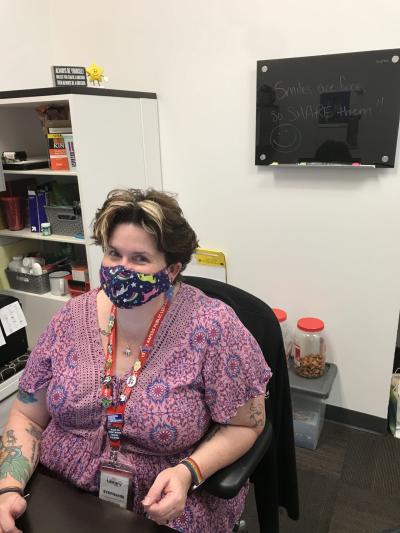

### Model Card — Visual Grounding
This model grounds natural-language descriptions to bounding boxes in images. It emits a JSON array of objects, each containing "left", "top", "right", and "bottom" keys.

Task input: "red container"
[
  {"left": 66, "top": 275, "right": 90, "bottom": 298},
  {"left": 0, "top": 196, "right": 24, "bottom": 230}
]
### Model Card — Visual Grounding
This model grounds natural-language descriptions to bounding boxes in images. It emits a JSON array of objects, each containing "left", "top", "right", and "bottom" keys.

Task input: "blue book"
[
  {"left": 28, "top": 190, "right": 39, "bottom": 232},
  {"left": 37, "top": 189, "right": 48, "bottom": 229}
]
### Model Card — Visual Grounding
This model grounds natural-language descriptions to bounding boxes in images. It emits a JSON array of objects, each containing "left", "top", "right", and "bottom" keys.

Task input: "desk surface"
[{"left": 17, "top": 471, "right": 173, "bottom": 533}]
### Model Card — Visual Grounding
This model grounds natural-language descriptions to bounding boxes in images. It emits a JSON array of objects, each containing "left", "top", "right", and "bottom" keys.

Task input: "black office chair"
[
  {"left": 183, "top": 276, "right": 276, "bottom": 531},
  {"left": 200, "top": 422, "right": 273, "bottom": 500},
  {"left": 201, "top": 424, "right": 273, "bottom": 532},
  {"left": 184, "top": 276, "right": 299, "bottom": 533}
]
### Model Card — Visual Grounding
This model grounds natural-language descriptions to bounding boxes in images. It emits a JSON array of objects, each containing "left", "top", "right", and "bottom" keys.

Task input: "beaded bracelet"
[{"left": 180, "top": 456, "right": 204, "bottom": 488}]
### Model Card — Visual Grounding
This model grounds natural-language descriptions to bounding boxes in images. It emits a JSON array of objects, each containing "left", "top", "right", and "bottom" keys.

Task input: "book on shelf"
[
  {"left": 47, "top": 134, "right": 69, "bottom": 171},
  {"left": 37, "top": 190, "right": 48, "bottom": 230},
  {"left": 28, "top": 187, "right": 48, "bottom": 233},
  {"left": 48, "top": 127, "right": 72, "bottom": 134},
  {"left": 62, "top": 133, "right": 77, "bottom": 169}
]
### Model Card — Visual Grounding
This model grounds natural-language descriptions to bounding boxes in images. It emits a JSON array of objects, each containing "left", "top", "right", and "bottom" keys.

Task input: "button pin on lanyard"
[{"left": 100, "top": 302, "right": 170, "bottom": 461}]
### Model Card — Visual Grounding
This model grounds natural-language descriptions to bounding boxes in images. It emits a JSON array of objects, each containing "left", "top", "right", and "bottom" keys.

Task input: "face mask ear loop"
[{"left": 165, "top": 275, "right": 174, "bottom": 301}]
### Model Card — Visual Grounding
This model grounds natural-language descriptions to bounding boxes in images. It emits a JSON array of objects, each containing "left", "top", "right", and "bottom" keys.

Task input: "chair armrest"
[{"left": 200, "top": 420, "right": 273, "bottom": 499}]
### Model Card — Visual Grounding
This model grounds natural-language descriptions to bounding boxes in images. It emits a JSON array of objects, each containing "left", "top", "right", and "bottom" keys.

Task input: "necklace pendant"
[{"left": 123, "top": 346, "right": 132, "bottom": 357}]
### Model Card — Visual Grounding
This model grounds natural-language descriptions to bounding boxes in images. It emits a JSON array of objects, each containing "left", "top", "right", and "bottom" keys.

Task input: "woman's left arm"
[
  {"left": 188, "top": 390, "right": 266, "bottom": 479},
  {"left": 142, "top": 390, "right": 266, "bottom": 525}
]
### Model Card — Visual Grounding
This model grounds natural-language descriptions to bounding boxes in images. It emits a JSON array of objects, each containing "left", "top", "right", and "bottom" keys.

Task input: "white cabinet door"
[
  {"left": 69, "top": 94, "right": 162, "bottom": 288},
  {"left": 0, "top": 371, "right": 21, "bottom": 434}
]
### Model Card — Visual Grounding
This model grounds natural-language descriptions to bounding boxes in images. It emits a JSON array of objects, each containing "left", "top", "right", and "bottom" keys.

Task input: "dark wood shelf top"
[{"left": 0, "top": 87, "right": 157, "bottom": 100}]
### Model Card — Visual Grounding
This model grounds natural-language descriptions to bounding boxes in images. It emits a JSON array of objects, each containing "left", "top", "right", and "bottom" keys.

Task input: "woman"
[{"left": 0, "top": 189, "right": 271, "bottom": 533}]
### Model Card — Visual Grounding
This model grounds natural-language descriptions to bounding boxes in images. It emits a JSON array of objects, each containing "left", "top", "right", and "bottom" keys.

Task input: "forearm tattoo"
[
  {"left": 249, "top": 397, "right": 265, "bottom": 428},
  {"left": 17, "top": 388, "right": 37, "bottom": 404},
  {"left": 25, "top": 423, "right": 42, "bottom": 441},
  {"left": 0, "top": 430, "right": 31, "bottom": 483},
  {"left": 30, "top": 440, "right": 38, "bottom": 466},
  {"left": 26, "top": 423, "right": 42, "bottom": 466}
]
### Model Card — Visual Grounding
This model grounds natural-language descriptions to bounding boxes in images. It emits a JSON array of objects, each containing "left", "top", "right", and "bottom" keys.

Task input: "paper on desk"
[{"left": 0, "top": 301, "right": 27, "bottom": 336}]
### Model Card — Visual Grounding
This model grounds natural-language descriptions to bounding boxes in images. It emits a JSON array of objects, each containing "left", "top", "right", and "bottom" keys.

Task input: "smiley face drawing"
[{"left": 270, "top": 124, "right": 302, "bottom": 153}]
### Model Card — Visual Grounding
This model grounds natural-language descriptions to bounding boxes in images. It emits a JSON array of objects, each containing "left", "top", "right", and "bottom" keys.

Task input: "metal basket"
[
  {"left": 5, "top": 268, "right": 50, "bottom": 294},
  {"left": 44, "top": 205, "right": 83, "bottom": 237}
]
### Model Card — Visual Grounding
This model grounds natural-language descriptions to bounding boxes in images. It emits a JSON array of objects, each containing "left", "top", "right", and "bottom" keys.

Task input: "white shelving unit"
[
  {"left": 4, "top": 169, "right": 77, "bottom": 176},
  {"left": 0, "top": 227, "right": 86, "bottom": 244},
  {"left": 0, "top": 87, "right": 163, "bottom": 348},
  {"left": 5, "top": 288, "right": 69, "bottom": 302}
]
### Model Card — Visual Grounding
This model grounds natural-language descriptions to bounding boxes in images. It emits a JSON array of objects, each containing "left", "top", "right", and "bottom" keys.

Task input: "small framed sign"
[{"left": 52, "top": 66, "right": 87, "bottom": 87}]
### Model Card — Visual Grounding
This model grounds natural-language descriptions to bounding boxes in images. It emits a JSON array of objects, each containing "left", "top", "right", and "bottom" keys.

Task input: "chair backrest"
[
  {"left": 183, "top": 276, "right": 299, "bottom": 529},
  {"left": 183, "top": 275, "right": 285, "bottom": 435},
  {"left": 182, "top": 275, "right": 283, "bottom": 383}
]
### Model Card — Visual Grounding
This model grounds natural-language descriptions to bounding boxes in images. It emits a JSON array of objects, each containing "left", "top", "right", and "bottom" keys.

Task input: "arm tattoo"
[
  {"left": 0, "top": 433, "right": 31, "bottom": 484},
  {"left": 249, "top": 398, "right": 265, "bottom": 428},
  {"left": 203, "top": 424, "right": 223, "bottom": 442},
  {"left": 25, "top": 424, "right": 42, "bottom": 466},
  {"left": 30, "top": 440, "right": 38, "bottom": 465},
  {"left": 17, "top": 388, "right": 37, "bottom": 404},
  {"left": 26, "top": 423, "right": 42, "bottom": 441},
  {"left": 6, "top": 430, "right": 17, "bottom": 446}
]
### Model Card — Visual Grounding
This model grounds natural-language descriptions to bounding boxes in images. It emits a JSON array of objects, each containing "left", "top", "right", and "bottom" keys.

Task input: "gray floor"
[{"left": 242, "top": 421, "right": 400, "bottom": 533}]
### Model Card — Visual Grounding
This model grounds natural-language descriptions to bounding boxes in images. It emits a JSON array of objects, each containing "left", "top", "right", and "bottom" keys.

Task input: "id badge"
[{"left": 99, "top": 462, "right": 134, "bottom": 509}]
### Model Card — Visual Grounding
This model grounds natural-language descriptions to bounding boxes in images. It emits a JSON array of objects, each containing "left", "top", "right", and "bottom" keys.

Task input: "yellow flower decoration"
[{"left": 86, "top": 63, "right": 104, "bottom": 83}]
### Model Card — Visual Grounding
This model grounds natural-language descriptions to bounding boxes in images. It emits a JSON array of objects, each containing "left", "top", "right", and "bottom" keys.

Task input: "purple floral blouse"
[{"left": 19, "top": 283, "right": 272, "bottom": 532}]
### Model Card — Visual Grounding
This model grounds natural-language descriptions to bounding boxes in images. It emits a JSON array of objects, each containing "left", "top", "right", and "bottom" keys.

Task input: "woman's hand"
[
  {"left": 142, "top": 464, "right": 192, "bottom": 525},
  {"left": 0, "top": 492, "right": 27, "bottom": 533}
]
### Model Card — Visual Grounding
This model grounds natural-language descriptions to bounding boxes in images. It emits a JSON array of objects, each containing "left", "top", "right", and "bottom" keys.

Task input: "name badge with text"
[{"left": 99, "top": 464, "right": 134, "bottom": 509}]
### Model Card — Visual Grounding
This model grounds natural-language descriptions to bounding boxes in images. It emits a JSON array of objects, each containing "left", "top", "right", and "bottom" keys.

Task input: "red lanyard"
[{"left": 100, "top": 301, "right": 169, "bottom": 459}]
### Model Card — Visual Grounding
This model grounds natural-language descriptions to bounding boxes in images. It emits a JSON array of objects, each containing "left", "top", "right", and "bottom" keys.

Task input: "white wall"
[
  {"left": 2, "top": 0, "right": 400, "bottom": 419},
  {"left": 0, "top": 1, "right": 52, "bottom": 91}
]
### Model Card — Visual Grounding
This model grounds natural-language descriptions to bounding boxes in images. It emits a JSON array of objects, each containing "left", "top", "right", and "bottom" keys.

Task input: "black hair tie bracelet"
[{"left": 0, "top": 487, "right": 25, "bottom": 497}]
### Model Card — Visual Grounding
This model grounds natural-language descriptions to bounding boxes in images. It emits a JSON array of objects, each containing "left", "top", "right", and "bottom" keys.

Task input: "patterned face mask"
[{"left": 99, "top": 264, "right": 173, "bottom": 309}]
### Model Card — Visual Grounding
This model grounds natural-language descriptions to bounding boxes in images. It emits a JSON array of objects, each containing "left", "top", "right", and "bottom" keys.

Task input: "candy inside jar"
[{"left": 294, "top": 317, "right": 326, "bottom": 378}]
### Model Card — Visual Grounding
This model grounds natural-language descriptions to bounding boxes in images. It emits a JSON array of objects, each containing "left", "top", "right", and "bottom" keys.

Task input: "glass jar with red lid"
[
  {"left": 294, "top": 317, "right": 326, "bottom": 378},
  {"left": 273, "top": 308, "right": 292, "bottom": 362}
]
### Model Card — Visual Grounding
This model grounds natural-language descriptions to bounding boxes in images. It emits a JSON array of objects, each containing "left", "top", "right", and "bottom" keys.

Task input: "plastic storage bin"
[
  {"left": 288, "top": 361, "right": 337, "bottom": 450},
  {"left": 5, "top": 268, "right": 50, "bottom": 294},
  {"left": 292, "top": 391, "right": 326, "bottom": 450},
  {"left": 44, "top": 205, "right": 83, "bottom": 236}
]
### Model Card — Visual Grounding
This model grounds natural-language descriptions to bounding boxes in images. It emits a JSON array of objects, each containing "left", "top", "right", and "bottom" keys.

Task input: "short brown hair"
[{"left": 92, "top": 188, "right": 198, "bottom": 279}]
